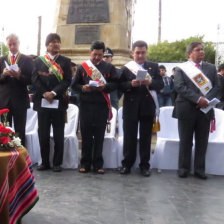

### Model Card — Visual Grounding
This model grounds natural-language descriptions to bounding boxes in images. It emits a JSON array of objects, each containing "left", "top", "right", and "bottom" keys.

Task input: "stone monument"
[{"left": 54, "top": 0, "right": 135, "bottom": 66}]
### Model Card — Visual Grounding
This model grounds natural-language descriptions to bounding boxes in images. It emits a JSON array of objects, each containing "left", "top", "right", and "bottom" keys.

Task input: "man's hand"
[
  {"left": 3, "top": 68, "right": 11, "bottom": 76},
  {"left": 44, "top": 91, "right": 55, "bottom": 103},
  {"left": 82, "top": 84, "right": 94, "bottom": 92},
  {"left": 197, "top": 96, "right": 209, "bottom": 108},
  {"left": 131, "top": 80, "right": 141, "bottom": 87},
  {"left": 3, "top": 68, "right": 21, "bottom": 79},
  {"left": 141, "top": 79, "right": 152, "bottom": 86},
  {"left": 38, "top": 71, "right": 51, "bottom": 76},
  {"left": 9, "top": 69, "right": 21, "bottom": 79},
  {"left": 96, "top": 83, "right": 105, "bottom": 92}
]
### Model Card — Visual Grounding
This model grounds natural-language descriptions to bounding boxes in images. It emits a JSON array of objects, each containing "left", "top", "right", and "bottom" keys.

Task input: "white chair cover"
[
  {"left": 103, "top": 107, "right": 118, "bottom": 168},
  {"left": 25, "top": 103, "right": 41, "bottom": 164},
  {"left": 151, "top": 106, "right": 180, "bottom": 170},
  {"left": 49, "top": 104, "right": 79, "bottom": 169},
  {"left": 206, "top": 108, "right": 224, "bottom": 175}
]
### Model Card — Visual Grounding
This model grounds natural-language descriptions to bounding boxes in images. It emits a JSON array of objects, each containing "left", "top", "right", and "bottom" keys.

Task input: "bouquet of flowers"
[{"left": 0, "top": 109, "right": 22, "bottom": 150}]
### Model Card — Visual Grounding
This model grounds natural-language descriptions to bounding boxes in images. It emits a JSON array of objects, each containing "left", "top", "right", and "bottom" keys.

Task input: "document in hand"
[
  {"left": 41, "top": 98, "right": 59, "bottom": 109},
  {"left": 4, "top": 60, "right": 19, "bottom": 72},
  {"left": 89, "top": 80, "right": 99, "bottom": 87},
  {"left": 136, "top": 69, "right": 147, "bottom": 81},
  {"left": 200, "top": 98, "right": 220, "bottom": 114}
]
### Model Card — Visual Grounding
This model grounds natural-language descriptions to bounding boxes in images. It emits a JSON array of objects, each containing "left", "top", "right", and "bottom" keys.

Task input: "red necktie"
[
  {"left": 12, "top": 55, "right": 15, "bottom": 64},
  {"left": 195, "top": 63, "right": 200, "bottom": 68}
]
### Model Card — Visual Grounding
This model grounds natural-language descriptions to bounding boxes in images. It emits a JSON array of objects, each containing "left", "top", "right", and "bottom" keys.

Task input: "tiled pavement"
[{"left": 23, "top": 168, "right": 224, "bottom": 224}]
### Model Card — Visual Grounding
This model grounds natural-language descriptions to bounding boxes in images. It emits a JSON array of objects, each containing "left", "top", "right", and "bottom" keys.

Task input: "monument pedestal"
[{"left": 55, "top": 0, "right": 134, "bottom": 66}]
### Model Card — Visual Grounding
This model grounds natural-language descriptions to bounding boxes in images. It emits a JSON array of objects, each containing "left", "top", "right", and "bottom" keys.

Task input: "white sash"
[
  {"left": 124, "top": 61, "right": 160, "bottom": 116},
  {"left": 85, "top": 60, "right": 107, "bottom": 84},
  {"left": 125, "top": 61, "right": 151, "bottom": 80},
  {"left": 177, "top": 61, "right": 212, "bottom": 96}
]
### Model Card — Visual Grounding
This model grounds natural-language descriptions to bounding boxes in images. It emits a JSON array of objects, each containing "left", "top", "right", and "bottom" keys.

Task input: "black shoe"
[
  {"left": 178, "top": 170, "right": 188, "bottom": 178},
  {"left": 53, "top": 165, "right": 62, "bottom": 172},
  {"left": 141, "top": 168, "right": 151, "bottom": 177},
  {"left": 194, "top": 172, "right": 207, "bottom": 180},
  {"left": 37, "top": 164, "right": 50, "bottom": 171},
  {"left": 120, "top": 167, "right": 131, "bottom": 175}
]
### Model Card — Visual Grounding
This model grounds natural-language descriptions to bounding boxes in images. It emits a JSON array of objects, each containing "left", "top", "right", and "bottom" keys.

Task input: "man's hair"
[
  {"left": 186, "top": 42, "right": 203, "bottom": 54},
  {"left": 45, "top": 33, "right": 61, "bottom": 47},
  {"left": 218, "top": 64, "right": 224, "bottom": 72},
  {"left": 6, "top": 33, "right": 20, "bottom": 43},
  {"left": 132, "top": 40, "right": 148, "bottom": 50},
  {"left": 159, "top": 65, "right": 166, "bottom": 70},
  {"left": 90, "top": 41, "right": 105, "bottom": 52}
]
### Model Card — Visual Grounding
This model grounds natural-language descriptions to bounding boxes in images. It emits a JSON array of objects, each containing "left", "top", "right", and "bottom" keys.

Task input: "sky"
[
  {"left": 133, "top": 0, "right": 224, "bottom": 45},
  {"left": 0, "top": 0, "right": 224, "bottom": 55}
]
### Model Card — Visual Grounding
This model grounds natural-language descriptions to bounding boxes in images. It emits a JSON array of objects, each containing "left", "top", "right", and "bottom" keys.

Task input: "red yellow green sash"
[
  {"left": 8, "top": 52, "right": 21, "bottom": 65},
  {"left": 82, "top": 60, "right": 113, "bottom": 120},
  {"left": 40, "top": 55, "right": 64, "bottom": 82}
]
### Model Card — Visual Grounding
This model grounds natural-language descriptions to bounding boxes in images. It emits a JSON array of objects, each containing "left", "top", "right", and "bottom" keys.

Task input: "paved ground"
[{"left": 23, "top": 168, "right": 224, "bottom": 224}]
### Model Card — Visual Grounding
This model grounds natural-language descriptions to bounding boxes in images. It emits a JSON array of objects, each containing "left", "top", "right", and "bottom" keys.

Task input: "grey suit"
[{"left": 173, "top": 61, "right": 219, "bottom": 174}]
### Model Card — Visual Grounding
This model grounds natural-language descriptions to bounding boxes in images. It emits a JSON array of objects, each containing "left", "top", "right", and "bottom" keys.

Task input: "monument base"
[{"left": 60, "top": 48, "right": 131, "bottom": 67}]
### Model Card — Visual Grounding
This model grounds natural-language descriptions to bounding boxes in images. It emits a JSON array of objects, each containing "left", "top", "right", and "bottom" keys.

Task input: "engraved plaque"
[
  {"left": 75, "top": 25, "right": 100, "bottom": 44},
  {"left": 67, "top": 0, "right": 110, "bottom": 23}
]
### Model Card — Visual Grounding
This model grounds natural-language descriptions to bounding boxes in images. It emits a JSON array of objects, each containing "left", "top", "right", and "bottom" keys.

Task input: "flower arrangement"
[{"left": 0, "top": 109, "right": 22, "bottom": 150}]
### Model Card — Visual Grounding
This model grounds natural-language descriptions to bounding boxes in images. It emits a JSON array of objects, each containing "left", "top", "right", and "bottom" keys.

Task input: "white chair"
[
  {"left": 49, "top": 104, "right": 79, "bottom": 169},
  {"left": 205, "top": 108, "right": 224, "bottom": 175},
  {"left": 102, "top": 107, "right": 118, "bottom": 168},
  {"left": 25, "top": 103, "right": 41, "bottom": 164},
  {"left": 151, "top": 106, "right": 180, "bottom": 170},
  {"left": 117, "top": 107, "right": 141, "bottom": 168}
]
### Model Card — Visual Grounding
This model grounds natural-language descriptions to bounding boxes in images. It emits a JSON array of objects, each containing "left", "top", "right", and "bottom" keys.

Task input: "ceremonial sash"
[
  {"left": 8, "top": 52, "right": 21, "bottom": 65},
  {"left": 125, "top": 61, "right": 152, "bottom": 80},
  {"left": 124, "top": 61, "right": 160, "bottom": 116},
  {"left": 40, "top": 55, "right": 64, "bottom": 82},
  {"left": 177, "top": 61, "right": 212, "bottom": 96},
  {"left": 81, "top": 60, "right": 113, "bottom": 120}
]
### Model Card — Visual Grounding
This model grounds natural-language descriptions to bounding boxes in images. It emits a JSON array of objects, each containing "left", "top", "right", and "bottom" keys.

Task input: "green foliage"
[
  {"left": 147, "top": 36, "right": 215, "bottom": 63},
  {"left": 0, "top": 42, "right": 9, "bottom": 56}
]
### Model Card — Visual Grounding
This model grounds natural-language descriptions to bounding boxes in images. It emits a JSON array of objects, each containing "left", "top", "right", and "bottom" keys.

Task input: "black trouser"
[
  {"left": 122, "top": 116, "right": 154, "bottom": 170},
  {"left": 80, "top": 102, "right": 108, "bottom": 170},
  {"left": 37, "top": 109, "right": 65, "bottom": 167},
  {"left": 3, "top": 106, "right": 27, "bottom": 146},
  {"left": 178, "top": 111, "right": 210, "bottom": 174}
]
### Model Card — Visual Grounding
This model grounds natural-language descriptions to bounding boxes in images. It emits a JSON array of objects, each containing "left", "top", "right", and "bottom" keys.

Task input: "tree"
[
  {"left": 0, "top": 42, "right": 8, "bottom": 56},
  {"left": 147, "top": 36, "right": 215, "bottom": 63}
]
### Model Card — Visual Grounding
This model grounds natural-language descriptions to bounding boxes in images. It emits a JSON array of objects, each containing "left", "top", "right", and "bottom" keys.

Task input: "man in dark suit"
[
  {"left": 72, "top": 41, "right": 118, "bottom": 174},
  {"left": 216, "top": 64, "right": 224, "bottom": 109},
  {"left": 32, "top": 33, "right": 72, "bottom": 172},
  {"left": 173, "top": 42, "right": 219, "bottom": 179},
  {"left": 0, "top": 34, "right": 33, "bottom": 145},
  {"left": 119, "top": 40, "right": 163, "bottom": 177}
]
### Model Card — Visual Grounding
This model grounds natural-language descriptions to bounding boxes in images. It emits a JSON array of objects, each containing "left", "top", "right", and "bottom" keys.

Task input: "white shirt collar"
[
  {"left": 10, "top": 51, "right": 19, "bottom": 58},
  {"left": 47, "top": 53, "right": 58, "bottom": 60},
  {"left": 189, "top": 60, "right": 202, "bottom": 66}
]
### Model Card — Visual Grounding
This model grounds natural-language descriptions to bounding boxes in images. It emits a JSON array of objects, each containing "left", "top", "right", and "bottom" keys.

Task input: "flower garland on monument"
[{"left": 0, "top": 109, "right": 22, "bottom": 150}]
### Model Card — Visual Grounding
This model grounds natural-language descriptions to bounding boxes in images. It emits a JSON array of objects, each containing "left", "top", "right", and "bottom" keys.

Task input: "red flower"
[
  {"left": 0, "top": 136, "right": 10, "bottom": 144},
  {"left": 0, "top": 126, "right": 12, "bottom": 134},
  {"left": 0, "top": 109, "right": 9, "bottom": 115}
]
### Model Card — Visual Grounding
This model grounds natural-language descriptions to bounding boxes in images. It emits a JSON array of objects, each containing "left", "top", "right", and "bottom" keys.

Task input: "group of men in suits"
[{"left": 0, "top": 33, "right": 219, "bottom": 178}]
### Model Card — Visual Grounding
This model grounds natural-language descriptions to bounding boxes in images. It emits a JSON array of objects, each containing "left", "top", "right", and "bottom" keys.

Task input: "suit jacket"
[
  {"left": 120, "top": 61, "right": 164, "bottom": 120},
  {"left": 32, "top": 55, "right": 72, "bottom": 111},
  {"left": 71, "top": 60, "right": 118, "bottom": 105},
  {"left": 0, "top": 54, "right": 33, "bottom": 110},
  {"left": 173, "top": 61, "right": 219, "bottom": 120}
]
